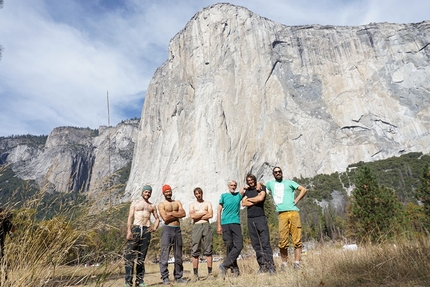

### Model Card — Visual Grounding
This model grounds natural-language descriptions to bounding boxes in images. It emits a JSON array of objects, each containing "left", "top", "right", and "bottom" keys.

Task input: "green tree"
[
  {"left": 347, "top": 166, "right": 404, "bottom": 243},
  {"left": 417, "top": 163, "right": 430, "bottom": 229}
]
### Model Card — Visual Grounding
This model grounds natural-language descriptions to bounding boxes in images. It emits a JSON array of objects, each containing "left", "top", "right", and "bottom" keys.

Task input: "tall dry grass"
[{"left": 0, "top": 184, "right": 125, "bottom": 287}]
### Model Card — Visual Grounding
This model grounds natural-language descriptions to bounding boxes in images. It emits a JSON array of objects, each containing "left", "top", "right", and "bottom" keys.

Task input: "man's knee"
[{"left": 294, "top": 241, "right": 303, "bottom": 249}]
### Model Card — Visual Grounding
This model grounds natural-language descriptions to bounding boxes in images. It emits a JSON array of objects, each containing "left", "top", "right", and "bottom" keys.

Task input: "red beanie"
[{"left": 162, "top": 184, "right": 172, "bottom": 194}]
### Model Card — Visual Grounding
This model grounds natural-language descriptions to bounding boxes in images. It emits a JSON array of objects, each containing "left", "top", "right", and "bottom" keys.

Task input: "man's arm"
[
  {"left": 241, "top": 195, "right": 252, "bottom": 207},
  {"left": 126, "top": 202, "right": 135, "bottom": 240},
  {"left": 217, "top": 204, "right": 223, "bottom": 235},
  {"left": 158, "top": 202, "right": 169, "bottom": 223},
  {"left": 189, "top": 202, "right": 201, "bottom": 221},
  {"left": 149, "top": 205, "right": 160, "bottom": 232},
  {"left": 171, "top": 201, "right": 186, "bottom": 218},
  {"left": 247, "top": 190, "right": 266, "bottom": 204},
  {"left": 201, "top": 202, "right": 213, "bottom": 220},
  {"left": 294, "top": 185, "right": 307, "bottom": 205}
]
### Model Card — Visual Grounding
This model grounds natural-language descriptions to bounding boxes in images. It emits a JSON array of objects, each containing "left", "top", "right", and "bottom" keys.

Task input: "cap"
[
  {"left": 162, "top": 184, "right": 172, "bottom": 194},
  {"left": 142, "top": 185, "right": 152, "bottom": 193}
]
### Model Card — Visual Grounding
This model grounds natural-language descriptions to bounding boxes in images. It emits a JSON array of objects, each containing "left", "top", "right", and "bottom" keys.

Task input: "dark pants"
[
  {"left": 248, "top": 216, "right": 275, "bottom": 271},
  {"left": 159, "top": 226, "right": 183, "bottom": 280},
  {"left": 221, "top": 224, "right": 243, "bottom": 269},
  {"left": 124, "top": 226, "right": 151, "bottom": 285}
]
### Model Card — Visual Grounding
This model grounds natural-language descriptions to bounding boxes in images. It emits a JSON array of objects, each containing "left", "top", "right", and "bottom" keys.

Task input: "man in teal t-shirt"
[
  {"left": 217, "top": 181, "right": 243, "bottom": 277},
  {"left": 262, "top": 167, "right": 307, "bottom": 270}
]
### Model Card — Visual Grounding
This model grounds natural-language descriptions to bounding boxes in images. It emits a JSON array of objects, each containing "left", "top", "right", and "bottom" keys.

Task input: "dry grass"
[{"left": 4, "top": 238, "right": 429, "bottom": 287}]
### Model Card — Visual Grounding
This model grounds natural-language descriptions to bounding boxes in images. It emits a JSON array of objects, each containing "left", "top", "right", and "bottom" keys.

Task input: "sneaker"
[
  {"left": 232, "top": 267, "right": 240, "bottom": 277},
  {"left": 138, "top": 283, "right": 148, "bottom": 287},
  {"left": 163, "top": 278, "right": 170, "bottom": 285},
  {"left": 191, "top": 275, "right": 199, "bottom": 282},
  {"left": 175, "top": 278, "right": 188, "bottom": 283},
  {"left": 294, "top": 262, "right": 300, "bottom": 270},
  {"left": 257, "top": 268, "right": 266, "bottom": 275},
  {"left": 219, "top": 264, "right": 227, "bottom": 278},
  {"left": 268, "top": 268, "right": 277, "bottom": 275},
  {"left": 206, "top": 272, "right": 215, "bottom": 280},
  {"left": 280, "top": 262, "right": 288, "bottom": 271}
]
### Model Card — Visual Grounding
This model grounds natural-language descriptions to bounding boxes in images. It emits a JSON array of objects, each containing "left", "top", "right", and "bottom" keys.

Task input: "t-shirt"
[
  {"left": 265, "top": 179, "right": 300, "bottom": 212},
  {"left": 219, "top": 192, "right": 242, "bottom": 225},
  {"left": 244, "top": 188, "right": 265, "bottom": 218}
]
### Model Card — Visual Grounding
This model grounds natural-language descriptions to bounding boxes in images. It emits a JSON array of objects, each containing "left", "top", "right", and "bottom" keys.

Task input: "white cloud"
[{"left": 0, "top": 0, "right": 428, "bottom": 136}]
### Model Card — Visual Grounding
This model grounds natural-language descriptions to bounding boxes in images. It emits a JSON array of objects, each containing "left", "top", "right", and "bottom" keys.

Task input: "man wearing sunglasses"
[{"left": 260, "top": 167, "right": 307, "bottom": 270}]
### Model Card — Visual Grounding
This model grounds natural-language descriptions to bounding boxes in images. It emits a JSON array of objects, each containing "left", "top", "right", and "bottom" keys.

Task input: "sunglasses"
[{"left": 273, "top": 170, "right": 282, "bottom": 174}]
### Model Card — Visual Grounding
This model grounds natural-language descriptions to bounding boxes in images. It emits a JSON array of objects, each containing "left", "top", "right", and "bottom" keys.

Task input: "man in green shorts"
[{"left": 189, "top": 187, "right": 214, "bottom": 281}]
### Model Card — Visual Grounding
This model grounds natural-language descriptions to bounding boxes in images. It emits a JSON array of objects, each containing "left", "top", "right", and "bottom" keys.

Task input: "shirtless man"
[
  {"left": 158, "top": 184, "right": 187, "bottom": 285},
  {"left": 124, "top": 185, "right": 160, "bottom": 287},
  {"left": 189, "top": 187, "right": 214, "bottom": 281}
]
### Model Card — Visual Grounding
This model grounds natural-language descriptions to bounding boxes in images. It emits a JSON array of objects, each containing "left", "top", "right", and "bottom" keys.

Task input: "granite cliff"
[
  {"left": 126, "top": 3, "right": 430, "bottom": 212},
  {"left": 1, "top": 120, "right": 139, "bottom": 205}
]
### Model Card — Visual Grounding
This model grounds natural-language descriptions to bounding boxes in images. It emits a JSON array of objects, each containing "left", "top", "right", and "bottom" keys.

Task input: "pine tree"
[
  {"left": 347, "top": 166, "right": 403, "bottom": 243},
  {"left": 417, "top": 163, "right": 430, "bottom": 229}
]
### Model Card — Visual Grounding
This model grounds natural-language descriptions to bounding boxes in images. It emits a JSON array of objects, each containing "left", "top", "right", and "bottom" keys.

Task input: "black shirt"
[{"left": 244, "top": 188, "right": 265, "bottom": 218}]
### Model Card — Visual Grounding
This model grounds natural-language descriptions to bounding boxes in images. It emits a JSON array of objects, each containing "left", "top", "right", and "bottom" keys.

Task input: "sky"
[{"left": 0, "top": 0, "right": 429, "bottom": 137}]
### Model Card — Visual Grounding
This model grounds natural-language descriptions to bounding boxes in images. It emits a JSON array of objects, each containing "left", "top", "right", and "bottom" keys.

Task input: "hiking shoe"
[
  {"left": 232, "top": 267, "right": 240, "bottom": 277},
  {"left": 268, "top": 268, "right": 277, "bottom": 275},
  {"left": 206, "top": 272, "right": 215, "bottom": 280},
  {"left": 175, "top": 278, "right": 188, "bottom": 283},
  {"left": 162, "top": 278, "right": 170, "bottom": 285},
  {"left": 294, "top": 262, "right": 300, "bottom": 270},
  {"left": 257, "top": 267, "right": 266, "bottom": 275},
  {"left": 191, "top": 275, "right": 199, "bottom": 282},
  {"left": 219, "top": 264, "right": 227, "bottom": 278},
  {"left": 280, "top": 262, "right": 288, "bottom": 271}
]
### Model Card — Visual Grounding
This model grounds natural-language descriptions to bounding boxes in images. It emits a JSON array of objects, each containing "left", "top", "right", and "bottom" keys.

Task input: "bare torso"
[
  {"left": 132, "top": 200, "right": 156, "bottom": 227},
  {"left": 190, "top": 200, "right": 211, "bottom": 224},
  {"left": 159, "top": 200, "right": 183, "bottom": 226}
]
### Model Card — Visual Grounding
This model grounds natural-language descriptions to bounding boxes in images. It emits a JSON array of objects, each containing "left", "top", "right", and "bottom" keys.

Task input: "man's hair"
[
  {"left": 246, "top": 173, "right": 257, "bottom": 183},
  {"left": 193, "top": 187, "right": 203, "bottom": 194},
  {"left": 272, "top": 166, "right": 282, "bottom": 173}
]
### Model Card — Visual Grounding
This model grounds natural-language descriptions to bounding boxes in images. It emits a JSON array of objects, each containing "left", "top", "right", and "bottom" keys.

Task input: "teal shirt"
[
  {"left": 219, "top": 192, "right": 242, "bottom": 225},
  {"left": 266, "top": 179, "right": 300, "bottom": 212}
]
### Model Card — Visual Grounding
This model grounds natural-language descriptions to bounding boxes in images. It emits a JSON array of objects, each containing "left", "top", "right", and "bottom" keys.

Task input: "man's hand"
[{"left": 126, "top": 230, "right": 133, "bottom": 240}]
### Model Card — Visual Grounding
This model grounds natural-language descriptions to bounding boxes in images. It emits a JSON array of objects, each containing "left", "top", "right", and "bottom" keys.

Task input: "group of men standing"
[{"left": 124, "top": 166, "right": 307, "bottom": 286}]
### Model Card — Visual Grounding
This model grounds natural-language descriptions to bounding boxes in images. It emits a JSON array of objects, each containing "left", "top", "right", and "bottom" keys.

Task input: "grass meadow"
[{"left": 2, "top": 235, "right": 429, "bottom": 287}]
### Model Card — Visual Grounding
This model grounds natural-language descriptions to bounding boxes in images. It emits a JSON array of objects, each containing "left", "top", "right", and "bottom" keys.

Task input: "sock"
[
  {"left": 294, "top": 261, "right": 300, "bottom": 265},
  {"left": 208, "top": 267, "right": 212, "bottom": 274},
  {"left": 193, "top": 268, "right": 198, "bottom": 276}
]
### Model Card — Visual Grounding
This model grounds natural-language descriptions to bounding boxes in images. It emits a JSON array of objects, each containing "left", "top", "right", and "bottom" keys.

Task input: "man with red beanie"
[{"left": 158, "top": 185, "right": 187, "bottom": 285}]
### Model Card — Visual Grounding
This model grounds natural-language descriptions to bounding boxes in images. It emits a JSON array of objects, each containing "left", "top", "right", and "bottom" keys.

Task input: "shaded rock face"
[
  {"left": 126, "top": 3, "right": 430, "bottom": 212},
  {"left": 1, "top": 120, "right": 139, "bottom": 200}
]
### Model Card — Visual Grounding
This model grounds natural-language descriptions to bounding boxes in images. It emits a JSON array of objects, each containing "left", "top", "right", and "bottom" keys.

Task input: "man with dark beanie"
[{"left": 124, "top": 185, "right": 160, "bottom": 287}]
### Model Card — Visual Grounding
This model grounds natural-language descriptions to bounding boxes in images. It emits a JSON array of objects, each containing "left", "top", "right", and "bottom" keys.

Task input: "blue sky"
[{"left": 0, "top": 0, "right": 429, "bottom": 137}]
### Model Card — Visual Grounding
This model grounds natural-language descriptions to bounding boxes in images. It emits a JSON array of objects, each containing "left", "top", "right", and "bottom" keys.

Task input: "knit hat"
[
  {"left": 142, "top": 185, "right": 152, "bottom": 193},
  {"left": 162, "top": 184, "right": 172, "bottom": 194}
]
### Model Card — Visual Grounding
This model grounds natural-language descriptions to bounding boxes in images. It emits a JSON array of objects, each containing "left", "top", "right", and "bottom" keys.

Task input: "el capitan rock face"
[{"left": 126, "top": 3, "right": 430, "bottom": 211}]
